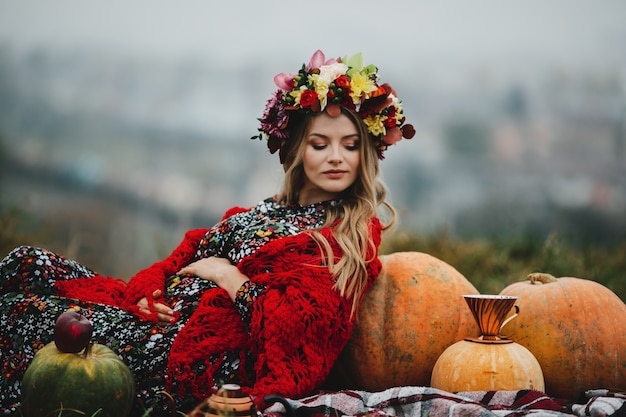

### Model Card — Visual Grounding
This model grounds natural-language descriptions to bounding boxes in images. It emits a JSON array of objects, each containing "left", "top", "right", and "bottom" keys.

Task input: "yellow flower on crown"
[
  {"left": 309, "top": 74, "right": 330, "bottom": 109},
  {"left": 290, "top": 87, "right": 306, "bottom": 106},
  {"left": 363, "top": 115, "right": 387, "bottom": 137},
  {"left": 349, "top": 72, "right": 377, "bottom": 109}
]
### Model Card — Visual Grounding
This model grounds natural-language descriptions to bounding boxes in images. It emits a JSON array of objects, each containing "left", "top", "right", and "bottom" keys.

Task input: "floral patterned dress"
[{"left": 0, "top": 197, "right": 335, "bottom": 416}]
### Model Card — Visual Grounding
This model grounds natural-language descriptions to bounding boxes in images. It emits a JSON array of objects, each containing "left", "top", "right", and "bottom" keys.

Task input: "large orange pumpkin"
[
  {"left": 499, "top": 272, "right": 626, "bottom": 401},
  {"left": 326, "top": 251, "right": 480, "bottom": 391}
]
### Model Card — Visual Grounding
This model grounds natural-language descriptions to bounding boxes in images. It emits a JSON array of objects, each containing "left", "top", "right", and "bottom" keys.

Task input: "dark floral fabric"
[
  {"left": 196, "top": 196, "right": 338, "bottom": 263},
  {"left": 0, "top": 197, "right": 335, "bottom": 416}
]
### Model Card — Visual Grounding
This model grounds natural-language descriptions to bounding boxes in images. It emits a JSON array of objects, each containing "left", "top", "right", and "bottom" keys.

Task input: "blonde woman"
[{"left": 0, "top": 50, "right": 414, "bottom": 415}]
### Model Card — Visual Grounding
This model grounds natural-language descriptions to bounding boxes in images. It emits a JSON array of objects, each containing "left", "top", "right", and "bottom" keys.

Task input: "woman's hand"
[
  {"left": 136, "top": 289, "right": 175, "bottom": 327},
  {"left": 178, "top": 257, "right": 249, "bottom": 302}
]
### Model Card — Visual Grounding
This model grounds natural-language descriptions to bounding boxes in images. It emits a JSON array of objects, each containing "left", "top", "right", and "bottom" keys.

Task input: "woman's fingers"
[
  {"left": 152, "top": 290, "right": 174, "bottom": 325},
  {"left": 152, "top": 301, "right": 174, "bottom": 326},
  {"left": 137, "top": 293, "right": 174, "bottom": 326}
]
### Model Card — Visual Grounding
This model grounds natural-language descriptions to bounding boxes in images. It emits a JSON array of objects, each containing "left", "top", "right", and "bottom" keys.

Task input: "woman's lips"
[{"left": 323, "top": 170, "right": 347, "bottom": 179}]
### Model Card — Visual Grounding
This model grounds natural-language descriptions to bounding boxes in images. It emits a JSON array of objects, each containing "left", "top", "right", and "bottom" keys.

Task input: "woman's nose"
[{"left": 327, "top": 145, "right": 343, "bottom": 163}]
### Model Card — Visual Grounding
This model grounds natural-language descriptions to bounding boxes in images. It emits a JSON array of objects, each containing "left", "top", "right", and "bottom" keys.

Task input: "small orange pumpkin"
[
  {"left": 431, "top": 294, "right": 545, "bottom": 392},
  {"left": 431, "top": 339, "right": 545, "bottom": 392},
  {"left": 499, "top": 272, "right": 626, "bottom": 401},
  {"left": 327, "top": 252, "right": 480, "bottom": 391}
]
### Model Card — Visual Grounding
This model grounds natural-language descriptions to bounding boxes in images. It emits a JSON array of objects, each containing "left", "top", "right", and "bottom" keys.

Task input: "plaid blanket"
[{"left": 262, "top": 387, "right": 626, "bottom": 417}]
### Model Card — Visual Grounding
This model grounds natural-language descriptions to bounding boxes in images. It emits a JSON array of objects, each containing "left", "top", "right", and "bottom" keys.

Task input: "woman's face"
[{"left": 298, "top": 112, "right": 361, "bottom": 206}]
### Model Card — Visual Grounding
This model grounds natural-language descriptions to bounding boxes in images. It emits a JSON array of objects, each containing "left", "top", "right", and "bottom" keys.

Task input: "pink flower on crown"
[
  {"left": 274, "top": 49, "right": 339, "bottom": 91},
  {"left": 274, "top": 73, "right": 296, "bottom": 91},
  {"left": 307, "top": 49, "right": 339, "bottom": 70}
]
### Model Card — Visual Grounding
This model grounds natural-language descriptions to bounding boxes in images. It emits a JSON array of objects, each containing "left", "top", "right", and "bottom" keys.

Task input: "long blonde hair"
[{"left": 276, "top": 109, "right": 396, "bottom": 313}]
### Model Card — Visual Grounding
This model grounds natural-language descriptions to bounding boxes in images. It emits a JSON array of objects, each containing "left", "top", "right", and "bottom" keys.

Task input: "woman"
[{"left": 0, "top": 50, "right": 414, "bottom": 415}]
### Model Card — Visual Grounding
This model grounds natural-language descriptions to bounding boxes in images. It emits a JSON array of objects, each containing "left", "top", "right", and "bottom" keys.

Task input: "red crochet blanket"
[{"left": 167, "top": 219, "right": 383, "bottom": 405}]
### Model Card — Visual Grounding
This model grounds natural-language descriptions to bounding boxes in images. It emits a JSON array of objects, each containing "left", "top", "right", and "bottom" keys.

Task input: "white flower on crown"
[{"left": 318, "top": 62, "right": 349, "bottom": 84}]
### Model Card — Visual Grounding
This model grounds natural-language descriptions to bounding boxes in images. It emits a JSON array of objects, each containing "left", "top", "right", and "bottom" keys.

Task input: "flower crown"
[{"left": 252, "top": 50, "right": 415, "bottom": 161}]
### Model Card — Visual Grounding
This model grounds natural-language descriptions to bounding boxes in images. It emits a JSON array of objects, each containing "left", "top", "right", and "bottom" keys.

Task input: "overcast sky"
[
  {"left": 1, "top": 0, "right": 625, "bottom": 243},
  {"left": 1, "top": 0, "right": 625, "bottom": 77}
]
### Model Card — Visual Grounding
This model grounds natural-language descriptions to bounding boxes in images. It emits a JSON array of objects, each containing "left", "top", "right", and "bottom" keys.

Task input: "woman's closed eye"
[{"left": 310, "top": 142, "right": 359, "bottom": 151}]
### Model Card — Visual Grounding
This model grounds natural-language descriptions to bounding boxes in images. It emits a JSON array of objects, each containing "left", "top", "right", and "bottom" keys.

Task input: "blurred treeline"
[{"left": 2, "top": 204, "right": 624, "bottom": 303}]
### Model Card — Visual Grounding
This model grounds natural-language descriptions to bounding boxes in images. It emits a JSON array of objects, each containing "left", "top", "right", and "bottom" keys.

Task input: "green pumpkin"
[{"left": 21, "top": 342, "right": 135, "bottom": 417}]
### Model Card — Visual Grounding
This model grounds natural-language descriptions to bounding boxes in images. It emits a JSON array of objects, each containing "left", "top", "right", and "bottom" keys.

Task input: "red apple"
[{"left": 54, "top": 311, "right": 94, "bottom": 353}]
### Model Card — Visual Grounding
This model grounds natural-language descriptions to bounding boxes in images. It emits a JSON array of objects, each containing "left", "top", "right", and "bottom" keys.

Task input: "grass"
[
  {"left": 380, "top": 229, "right": 626, "bottom": 302},
  {"left": 11, "top": 391, "right": 188, "bottom": 416}
]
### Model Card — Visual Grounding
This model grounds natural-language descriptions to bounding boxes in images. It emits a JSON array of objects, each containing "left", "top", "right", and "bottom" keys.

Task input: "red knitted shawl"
[{"left": 54, "top": 206, "right": 383, "bottom": 409}]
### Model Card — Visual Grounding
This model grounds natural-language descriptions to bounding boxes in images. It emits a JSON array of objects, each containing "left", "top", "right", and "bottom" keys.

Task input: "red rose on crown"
[
  {"left": 300, "top": 90, "right": 319, "bottom": 110},
  {"left": 334, "top": 75, "right": 350, "bottom": 89},
  {"left": 300, "top": 90, "right": 321, "bottom": 112}
]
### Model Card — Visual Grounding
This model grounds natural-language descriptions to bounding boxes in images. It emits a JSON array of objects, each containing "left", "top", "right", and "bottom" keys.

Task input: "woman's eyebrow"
[{"left": 308, "top": 132, "right": 359, "bottom": 139}]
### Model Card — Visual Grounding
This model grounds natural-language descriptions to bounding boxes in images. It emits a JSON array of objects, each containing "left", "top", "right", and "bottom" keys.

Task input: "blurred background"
[{"left": 1, "top": 0, "right": 625, "bottom": 299}]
